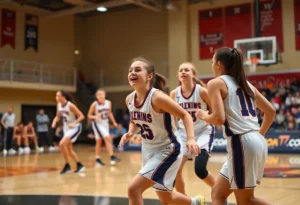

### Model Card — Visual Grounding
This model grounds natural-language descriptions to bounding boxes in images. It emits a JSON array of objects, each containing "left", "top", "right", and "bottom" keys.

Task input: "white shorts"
[
  {"left": 219, "top": 131, "right": 268, "bottom": 189},
  {"left": 92, "top": 121, "right": 110, "bottom": 139},
  {"left": 63, "top": 124, "right": 82, "bottom": 143},
  {"left": 178, "top": 125, "right": 215, "bottom": 158},
  {"left": 139, "top": 142, "right": 182, "bottom": 192}
]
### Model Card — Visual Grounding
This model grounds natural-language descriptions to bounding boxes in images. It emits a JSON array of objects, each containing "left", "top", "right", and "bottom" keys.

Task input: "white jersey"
[
  {"left": 220, "top": 75, "right": 260, "bottom": 137},
  {"left": 58, "top": 101, "right": 80, "bottom": 129},
  {"left": 94, "top": 100, "right": 110, "bottom": 125},
  {"left": 128, "top": 87, "right": 180, "bottom": 150},
  {"left": 175, "top": 84, "right": 209, "bottom": 136}
]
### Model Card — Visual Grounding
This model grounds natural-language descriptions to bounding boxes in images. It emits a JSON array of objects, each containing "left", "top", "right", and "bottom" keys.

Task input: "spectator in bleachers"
[
  {"left": 275, "top": 109, "right": 286, "bottom": 129},
  {"left": 36, "top": 109, "right": 55, "bottom": 153},
  {"left": 295, "top": 108, "right": 300, "bottom": 130},
  {"left": 1, "top": 106, "right": 16, "bottom": 156},
  {"left": 295, "top": 92, "right": 300, "bottom": 105},
  {"left": 285, "top": 93, "right": 294, "bottom": 108}
]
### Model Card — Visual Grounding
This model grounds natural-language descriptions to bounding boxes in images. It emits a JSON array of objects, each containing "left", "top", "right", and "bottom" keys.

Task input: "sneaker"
[
  {"left": 60, "top": 163, "right": 71, "bottom": 174},
  {"left": 38, "top": 147, "right": 44, "bottom": 153},
  {"left": 193, "top": 195, "right": 206, "bottom": 205},
  {"left": 18, "top": 148, "right": 24, "bottom": 155},
  {"left": 24, "top": 147, "right": 31, "bottom": 154},
  {"left": 74, "top": 162, "right": 85, "bottom": 173},
  {"left": 48, "top": 146, "right": 55, "bottom": 152},
  {"left": 110, "top": 155, "right": 120, "bottom": 165},
  {"left": 8, "top": 149, "right": 17, "bottom": 155},
  {"left": 3, "top": 149, "right": 7, "bottom": 157},
  {"left": 95, "top": 158, "right": 105, "bottom": 167}
]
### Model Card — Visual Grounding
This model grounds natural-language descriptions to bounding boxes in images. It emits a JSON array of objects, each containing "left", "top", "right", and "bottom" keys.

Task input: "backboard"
[{"left": 234, "top": 36, "right": 277, "bottom": 66}]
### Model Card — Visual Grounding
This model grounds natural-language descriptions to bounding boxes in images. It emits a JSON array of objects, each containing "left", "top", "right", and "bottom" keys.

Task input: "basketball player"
[
  {"left": 119, "top": 57, "right": 205, "bottom": 205},
  {"left": 13, "top": 122, "right": 30, "bottom": 155},
  {"left": 197, "top": 48, "right": 275, "bottom": 205},
  {"left": 23, "top": 121, "right": 39, "bottom": 152},
  {"left": 52, "top": 90, "right": 85, "bottom": 174},
  {"left": 88, "top": 89, "right": 120, "bottom": 166},
  {"left": 170, "top": 62, "right": 215, "bottom": 195}
]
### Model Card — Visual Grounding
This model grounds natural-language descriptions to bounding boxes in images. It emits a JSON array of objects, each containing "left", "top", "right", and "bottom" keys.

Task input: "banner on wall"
[
  {"left": 1, "top": 9, "right": 16, "bottom": 49},
  {"left": 260, "top": 0, "right": 284, "bottom": 51},
  {"left": 212, "top": 132, "right": 300, "bottom": 153},
  {"left": 295, "top": 0, "right": 300, "bottom": 50},
  {"left": 224, "top": 3, "right": 252, "bottom": 47},
  {"left": 25, "top": 14, "right": 39, "bottom": 51},
  {"left": 199, "top": 8, "right": 224, "bottom": 59}
]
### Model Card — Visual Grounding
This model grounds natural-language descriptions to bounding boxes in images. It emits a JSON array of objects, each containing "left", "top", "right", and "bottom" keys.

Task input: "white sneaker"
[
  {"left": 38, "top": 147, "right": 44, "bottom": 153},
  {"left": 193, "top": 195, "right": 206, "bottom": 205},
  {"left": 18, "top": 148, "right": 24, "bottom": 155},
  {"left": 54, "top": 146, "right": 60, "bottom": 151},
  {"left": 49, "top": 146, "right": 55, "bottom": 152},
  {"left": 24, "top": 147, "right": 31, "bottom": 154},
  {"left": 9, "top": 149, "right": 17, "bottom": 155},
  {"left": 3, "top": 149, "right": 7, "bottom": 157}
]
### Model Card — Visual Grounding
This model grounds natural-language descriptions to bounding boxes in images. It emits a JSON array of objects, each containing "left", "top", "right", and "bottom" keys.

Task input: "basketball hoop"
[{"left": 245, "top": 57, "right": 259, "bottom": 73}]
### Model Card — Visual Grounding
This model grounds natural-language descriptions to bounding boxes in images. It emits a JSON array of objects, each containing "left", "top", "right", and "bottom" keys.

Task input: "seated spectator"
[
  {"left": 23, "top": 121, "right": 39, "bottom": 152},
  {"left": 278, "top": 82, "right": 286, "bottom": 98},
  {"left": 295, "top": 107, "right": 300, "bottom": 130},
  {"left": 287, "top": 122, "right": 296, "bottom": 131},
  {"left": 295, "top": 92, "right": 300, "bottom": 105},
  {"left": 275, "top": 110, "right": 286, "bottom": 128},
  {"left": 271, "top": 97, "right": 280, "bottom": 111},
  {"left": 285, "top": 93, "right": 295, "bottom": 109}
]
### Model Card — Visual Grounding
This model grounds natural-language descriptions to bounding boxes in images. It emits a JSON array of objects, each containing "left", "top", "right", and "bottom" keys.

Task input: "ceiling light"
[{"left": 97, "top": 6, "right": 107, "bottom": 12}]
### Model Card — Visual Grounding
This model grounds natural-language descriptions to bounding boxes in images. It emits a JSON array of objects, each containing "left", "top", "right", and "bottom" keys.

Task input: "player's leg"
[
  {"left": 234, "top": 189, "right": 272, "bottom": 205},
  {"left": 66, "top": 140, "right": 85, "bottom": 173},
  {"left": 211, "top": 175, "right": 232, "bottom": 205},
  {"left": 194, "top": 149, "right": 215, "bottom": 187},
  {"left": 103, "top": 135, "right": 120, "bottom": 165},
  {"left": 59, "top": 136, "right": 71, "bottom": 174},
  {"left": 156, "top": 190, "right": 205, "bottom": 205},
  {"left": 174, "top": 156, "right": 189, "bottom": 195},
  {"left": 128, "top": 174, "right": 155, "bottom": 205},
  {"left": 93, "top": 122, "right": 106, "bottom": 166}
]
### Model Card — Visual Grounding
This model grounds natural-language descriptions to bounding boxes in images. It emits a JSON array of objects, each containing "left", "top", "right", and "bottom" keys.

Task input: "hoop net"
[{"left": 245, "top": 57, "right": 259, "bottom": 73}]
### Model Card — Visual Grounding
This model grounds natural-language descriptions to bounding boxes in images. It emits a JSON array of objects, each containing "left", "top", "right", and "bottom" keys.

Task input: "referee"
[{"left": 1, "top": 107, "right": 16, "bottom": 156}]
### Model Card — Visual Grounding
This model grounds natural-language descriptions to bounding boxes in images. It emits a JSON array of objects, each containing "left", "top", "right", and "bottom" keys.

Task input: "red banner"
[
  {"left": 1, "top": 9, "right": 16, "bottom": 49},
  {"left": 199, "top": 8, "right": 224, "bottom": 59},
  {"left": 295, "top": 0, "right": 300, "bottom": 50},
  {"left": 224, "top": 3, "right": 252, "bottom": 47},
  {"left": 260, "top": 0, "right": 284, "bottom": 51}
]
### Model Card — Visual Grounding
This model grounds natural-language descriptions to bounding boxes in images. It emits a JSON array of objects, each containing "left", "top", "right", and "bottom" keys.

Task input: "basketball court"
[{"left": 0, "top": 145, "right": 299, "bottom": 205}]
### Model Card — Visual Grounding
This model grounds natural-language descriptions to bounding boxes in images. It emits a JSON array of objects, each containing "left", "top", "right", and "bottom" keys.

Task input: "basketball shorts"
[
  {"left": 63, "top": 124, "right": 82, "bottom": 143},
  {"left": 219, "top": 131, "right": 268, "bottom": 189},
  {"left": 178, "top": 125, "right": 215, "bottom": 158},
  {"left": 139, "top": 142, "right": 182, "bottom": 192},
  {"left": 92, "top": 121, "right": 110, "bottom": 139}
]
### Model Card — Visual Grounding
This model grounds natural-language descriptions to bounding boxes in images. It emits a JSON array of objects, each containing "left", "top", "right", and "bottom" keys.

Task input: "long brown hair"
[
  {"left": 130, "top": 57, "right": 168, "bottom": 92},
  {"left": 215, "top": 47, "right": 255, "bottom": 99},
  {"left": 59, "top": 90, "right": 76, "bottom": 104}
]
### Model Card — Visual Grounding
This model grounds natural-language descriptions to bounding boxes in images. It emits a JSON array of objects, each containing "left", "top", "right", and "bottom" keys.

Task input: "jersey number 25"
[{"left": 136, "top": 123, "right": 154, "bottom": 140}]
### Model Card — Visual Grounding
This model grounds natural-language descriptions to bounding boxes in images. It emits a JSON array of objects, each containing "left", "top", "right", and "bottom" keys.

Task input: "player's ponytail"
[
  {"left": 215, "top": 47, "right": 255, "bottom": 99},
  {"left": 59, "top": 90, "right": 77, "bottom": 105},
  {"left": 193, "top": 77, "right": 206, "bottom": 88}
]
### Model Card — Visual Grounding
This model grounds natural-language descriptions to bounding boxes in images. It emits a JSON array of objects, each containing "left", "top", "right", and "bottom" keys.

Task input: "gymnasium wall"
[
  {"left": 0, "top": 88, "right": 56, "bottom": 123},
  {"left": 189, "top": 0, "right": 300, "bottom": 76},
  {"left": 0, "top": 4, "right": 75, "bottom": 67},
  {"left": 76, "top": 8, "right": 168, "bottom": 87}
]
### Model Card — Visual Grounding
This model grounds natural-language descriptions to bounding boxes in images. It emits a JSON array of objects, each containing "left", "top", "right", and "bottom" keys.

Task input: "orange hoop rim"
[{"left": 247, "top": 57, "right": 260, "bottom": 65}]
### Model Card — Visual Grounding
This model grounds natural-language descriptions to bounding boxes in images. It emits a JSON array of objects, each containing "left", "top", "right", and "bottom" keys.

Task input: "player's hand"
[
  {"left": 113, "top": 122, "right": 118, "bottom": 128},
  {"left": 95, "top": 114, "right": 102, "bottom": 120},
  {"left": 196, "top": 109, "right": 209, "bottom": 121},
  {"left": 186, "top": 138, "right": 200, "bottom": 156},
  {"left": 51, "top": 121, "right": 56, "bottom": 129},
  {"left": 118, "top": 132, "right": 134, "bottom": 147},
  {"left": 68, "top": 123, "right": 76, "bottom": 128}
]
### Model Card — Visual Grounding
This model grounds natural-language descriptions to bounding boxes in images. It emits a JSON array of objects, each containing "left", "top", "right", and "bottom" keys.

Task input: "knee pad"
[{"left": 194, "top": 149, "right": 209, "bottom": 179}]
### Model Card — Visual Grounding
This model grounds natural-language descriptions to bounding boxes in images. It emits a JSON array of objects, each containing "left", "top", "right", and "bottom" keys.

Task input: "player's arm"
[
  {"left": 152, "top": 91, "right": 195, "bottom": 141},
  {"left": 69, "top": 104, "right": 85, "bottom": 125},
  {"left": 169, "top": 89, "right": 179, "bottom": 126},
  {"left": 52, "top": 109, "right": 61, "bottom": 128},
  {"left": 32, "top": 127, "right": 37, "bottom": 136},
  {"left": 200, "top": 86, "right": 212, "bottom": 108},
  {"left": 108, "top": 101, "right": 118, "bottom": 127},
  {"left": 197, "top": 78, "right": 226, "bottom": 125},
  {"left": 254, "top": 87, "right": 276, "bottom": 136},
  {"left": 87, "top": 102, "right": 97, "bottom": 120}
]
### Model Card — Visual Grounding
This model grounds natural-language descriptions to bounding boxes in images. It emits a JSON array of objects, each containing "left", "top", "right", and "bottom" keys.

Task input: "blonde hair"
[{"left": 179, "top": 62, "right": 206, "bottom": 87}]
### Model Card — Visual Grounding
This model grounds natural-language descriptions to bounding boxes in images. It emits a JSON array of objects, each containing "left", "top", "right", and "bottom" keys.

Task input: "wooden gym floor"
[{"left": 0, "top": 145, "right": 299, "bottom": 205}]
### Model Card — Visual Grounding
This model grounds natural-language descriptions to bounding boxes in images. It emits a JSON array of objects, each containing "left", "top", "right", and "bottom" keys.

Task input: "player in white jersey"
[
  {"left": 88, "top": 89, "right": 120, "bottom": 166},
  {"left": 197, "top": 48, "right": 275, "bottom": 205},
  {"left": 118, "top": 57, "right": 205, "bottom": 205},
  {"left": 170, "top": 62, "right": 216, "bottom": 195},
  {"left": 52, "top": 90, "right": 85, "bottom": 174}
]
